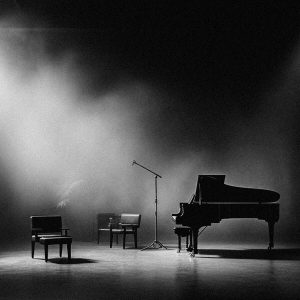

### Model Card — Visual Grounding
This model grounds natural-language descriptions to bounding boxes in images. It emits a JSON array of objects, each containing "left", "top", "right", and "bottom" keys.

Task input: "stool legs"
[
  {"left": 175, "top": 229, "right": 191, "bottom": 253},
  {"left": 177, "top": 235, "right": 181, "bottom": 253},
  {"left": 43, "top": 242, "right": 71, "bottom": 262},
  {"left": 268, "top": 221, "right": 275, "bottom": 250}
]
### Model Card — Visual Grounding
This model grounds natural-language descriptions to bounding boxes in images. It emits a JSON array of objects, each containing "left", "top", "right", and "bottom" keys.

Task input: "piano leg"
[
  {"left": 268, "top": 221, "right": 275, "bottom": 250},
  {"left": 189, "top": 230, "right": 193, "bottom": 250},
  {"left": 191, "top": 227, "right": 199, "bottom": 256},
  {"left": 178, "top": 235, "right": 181, "bottom": 253}
]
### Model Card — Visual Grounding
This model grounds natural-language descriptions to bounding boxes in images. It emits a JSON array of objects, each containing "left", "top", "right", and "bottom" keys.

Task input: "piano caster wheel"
[{"left": 189, "top": 252, "right": 195, "bottom": 257}]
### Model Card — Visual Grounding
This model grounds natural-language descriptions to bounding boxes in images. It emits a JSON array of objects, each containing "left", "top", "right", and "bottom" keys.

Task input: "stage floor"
[{"left": 0, "top": 241, "right": 300, "bottom": 299}]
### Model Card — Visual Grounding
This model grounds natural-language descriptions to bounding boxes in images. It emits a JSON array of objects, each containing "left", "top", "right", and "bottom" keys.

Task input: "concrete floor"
[{"left": 0, "top": 241, "right": 300, "bottom": 300}]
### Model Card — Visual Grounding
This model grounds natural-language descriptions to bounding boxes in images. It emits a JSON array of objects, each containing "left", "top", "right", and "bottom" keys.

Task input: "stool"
[
  {"left": 174, "top": 227, "right": 192, "bottom": 253},
  {"left": 39, "top": 236, "right": 72, "bottom": 262}
]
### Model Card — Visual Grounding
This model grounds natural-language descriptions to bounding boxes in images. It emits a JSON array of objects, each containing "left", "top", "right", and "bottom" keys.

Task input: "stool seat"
[
  {"left": 174, "top": 227, "right": 191, "bottom": 236},
  {"left": 39, "top": 236, "right": 72, "bottom": 245},
  {"left": 39, "top": 236, "right": 72, "bottom": 262}
]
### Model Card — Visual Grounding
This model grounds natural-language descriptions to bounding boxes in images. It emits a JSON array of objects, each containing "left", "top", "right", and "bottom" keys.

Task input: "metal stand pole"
[{"left": 132, "top": 160, "right": 167, "bottom": 250}]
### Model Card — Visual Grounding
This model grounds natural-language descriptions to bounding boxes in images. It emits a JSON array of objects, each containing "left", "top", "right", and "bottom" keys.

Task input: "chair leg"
[
  {"left": 31, "top": 241, "right": 35, "bottom": 258},
  {"left": 67, "top": 243, "right": 71, "bottom": 261},
  {"left": 44, "top": 244, "right": 48, "bottom": 262},
  {"left": 186, "top": 235, "right": 189, "bottom": 249},
  {"left": 97, "top": 230, "right": 100, "bottom": 244},
  {"left": 134, "top": 230, "right": 137, "bottom": 249},
  {"left": 116, "top": 234, "right": 118, "bottom": 244},
  {"left": 59, "top": 244, "right": 63, "bottom": 257},
  {"left": 178, "top": 235, "right": 181, "bottom": 253},
  {"left": 110, "top": 230, "right": 113, "bottom": 248},
  {"left": 123, "top": 228, "right": 126, "bottom": 249}
]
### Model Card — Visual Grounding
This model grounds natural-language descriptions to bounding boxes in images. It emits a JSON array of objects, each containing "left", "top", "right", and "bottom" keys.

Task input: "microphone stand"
[{"left": 132, "top": 160, "right": 167, "bottom": 250}]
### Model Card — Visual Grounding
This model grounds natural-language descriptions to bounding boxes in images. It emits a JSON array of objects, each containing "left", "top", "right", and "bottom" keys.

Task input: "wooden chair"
[
  {"left": 30, "top": 215, "right": 70, "bottom": 261},
  {"left": 119, "top": 213, "right": 141, "bottom": 249},
  {"left": 98, "top": 213, "right": 141, "bottom": 249},
  {"left": 97, "top": 213, "right": 122, "bottom": 246}
]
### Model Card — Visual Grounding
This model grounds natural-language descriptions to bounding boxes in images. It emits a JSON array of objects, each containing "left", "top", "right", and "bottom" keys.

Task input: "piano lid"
[
  {"left": 194, "top": 175, "right": 225, "bottom": 203},
  {"left": 194, "top": 175, "right": 280, "bottom": 203}
]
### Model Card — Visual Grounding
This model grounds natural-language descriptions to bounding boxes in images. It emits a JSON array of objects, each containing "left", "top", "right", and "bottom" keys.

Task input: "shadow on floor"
[
  {"left": 197, "top": 248, "right": 300, "bottom": 260},
  {"left": 48, "top": 257, "right": 99, "bottom": 264}
]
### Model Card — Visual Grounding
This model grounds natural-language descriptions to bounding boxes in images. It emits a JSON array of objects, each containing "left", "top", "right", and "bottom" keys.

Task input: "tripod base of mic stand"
[{"left": 141, "top": 240, "right": 167, "bottom": 251}]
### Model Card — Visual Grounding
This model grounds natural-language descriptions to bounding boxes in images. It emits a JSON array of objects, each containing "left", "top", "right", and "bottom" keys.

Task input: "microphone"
[{"left": 132, "top": 160, "right": 136, "bottom": 166}]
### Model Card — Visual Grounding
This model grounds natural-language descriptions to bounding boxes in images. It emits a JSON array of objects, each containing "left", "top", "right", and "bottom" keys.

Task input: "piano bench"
[
  {"left": 39, "top": 236, "right": 72, "bottom": 262},
  {"left": 174, "top": 227, "right": 191, "bottom": 253}
]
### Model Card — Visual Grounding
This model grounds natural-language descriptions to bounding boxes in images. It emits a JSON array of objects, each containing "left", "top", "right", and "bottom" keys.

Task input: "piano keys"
[{"left": 172, "top": 175, "right": 280, "bottom": 256}]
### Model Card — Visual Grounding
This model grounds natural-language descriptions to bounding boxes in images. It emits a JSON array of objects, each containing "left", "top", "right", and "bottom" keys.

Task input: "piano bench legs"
[
  {"left": 268, "top": 221, "right": 275, "bottom": 251},
  {"left": 174, "top": 227, "right": 192, "bottom": 253}
]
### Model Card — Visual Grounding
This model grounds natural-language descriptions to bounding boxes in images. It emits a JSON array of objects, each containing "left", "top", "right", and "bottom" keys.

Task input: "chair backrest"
[
  {"left": 97, "top": 213, "right": 117, "bottom": 229},
  {"left": 30, "top": 215, "right": 62, "bottom": 234},
  {"left": 120, "top": 214, "right": 141, "bottom": 227}
]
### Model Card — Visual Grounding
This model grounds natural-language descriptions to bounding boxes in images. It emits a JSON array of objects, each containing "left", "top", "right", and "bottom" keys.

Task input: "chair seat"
[
  {"left": 99, "top": 228, "right": 123, "bottom": 232},
  {"left": 99, "top": 228, "right": 134, "bottom": 233},
  {"left": 32, "top": 234, "right": 62, "bottom": 241},
  {"left": 111, "top": 229, "right": 125, "bottom": 233}
]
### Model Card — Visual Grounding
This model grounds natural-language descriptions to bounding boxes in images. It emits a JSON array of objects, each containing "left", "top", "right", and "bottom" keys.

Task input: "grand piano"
[{"left": 172, "top": 175, "right": 280, "bottom": 256}]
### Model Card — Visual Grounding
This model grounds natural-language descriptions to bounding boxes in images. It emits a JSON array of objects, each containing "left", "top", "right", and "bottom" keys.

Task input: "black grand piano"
[{"left": 172, "top": 175, "right": 280, "bottom": 256}]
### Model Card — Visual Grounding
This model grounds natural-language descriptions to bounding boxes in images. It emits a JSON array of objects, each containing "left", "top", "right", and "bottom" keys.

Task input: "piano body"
[{"left": 172, "top": 175, "right": 280, "bottom": 256}]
